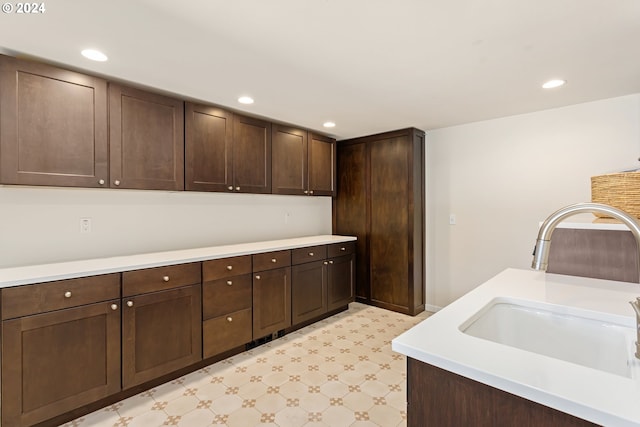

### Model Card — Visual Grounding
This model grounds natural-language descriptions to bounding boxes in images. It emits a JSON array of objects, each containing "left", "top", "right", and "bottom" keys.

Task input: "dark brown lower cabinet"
[
  {"left": 327, "top": 253, "right": 355, "bottom": 311},
  {"left": 122, "top": 284, "right": 202, "bottom": 388},
  {"left": 253, "top": 267, "right": 291, "bottom": 337},
  {"left": 291, "top": 260, "right": 328, "bottom": 324},
  {"left": 1, "top": 301, "right": 121, "bottom": 427},
  {"left": 407, "top": 358, "right": 597, "bottom": 427}
]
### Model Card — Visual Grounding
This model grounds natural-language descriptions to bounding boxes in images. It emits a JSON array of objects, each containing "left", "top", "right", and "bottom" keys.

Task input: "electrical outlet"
[
  {"left": 80, "top": 218, "right": 92, "bottom": 233},
  {"left": 449, "top": 214, "right": 456, "bottom": 225},
  {"left": 284, "top": 212, "right": 291, "bottom": 224}
]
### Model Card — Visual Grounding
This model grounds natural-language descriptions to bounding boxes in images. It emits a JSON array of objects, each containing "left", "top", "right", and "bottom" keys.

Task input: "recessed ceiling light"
[
  {"left": 542, "top": 79, "right": 566, "bottom": 89},
  {"left": 81, "top": 49, "right": 108, "bottom": 62},
  {"left": 323, "top": 121, "right": 336, "bottom": 128},
  {"left": 238, "top": 96, "right": 254, "bottom": 105}
]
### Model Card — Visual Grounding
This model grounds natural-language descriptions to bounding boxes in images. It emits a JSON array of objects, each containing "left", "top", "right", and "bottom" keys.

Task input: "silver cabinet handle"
[
  {"left": 256, "top": 275, "right": 261, "bottom": 280},
  {"left": 227, "top": 317, "right": 233, "bottom": 322},
  {"left": 64, "top": 291, "right": 72, "bottom": 298},
  {"left": 341, "top": 247, "right": 346, "bottom": 251},
  {"left": 304, "top": 190, "right": 309, "bottom": 194},
  {"left": 323, "top": 261, "right": 329, "bottom": 265},
  {"left": 163, "top": 276, "right": 170, "bottom": 282},
  {"left": 114, "top": 180, "right": 120, "bottom": 186},
  {"left": 98, "top": 179, "right": 105, "bottom": 185},
  {"left": 127, "top": 300, "right": 134, "bottom": 307},
  {"left": 227, "top": 280, "right": 233, "bottom": 286},
  {"left": 309, "top": 252, "right": 314, "bottom": 256},
  {"left": 329, "top": 260, "right": 334, "bottom": 264},
  {"left": 271, "top": 258, "right": 277, "bottom": 263},
  {"left": 235, "top": 186, "right": 241, "bottom": 191},
  {"left": 111, "top": 304, "right": 118, "bottom": 311},
  {"left": 228, "top": 186, "right": 234, "bottom": 191},
  {"left": 309, "top": 190, "right": 314, "bottom": 195},
  {"left": 226, "top": 265, "right": 233, "bottom": 271}
]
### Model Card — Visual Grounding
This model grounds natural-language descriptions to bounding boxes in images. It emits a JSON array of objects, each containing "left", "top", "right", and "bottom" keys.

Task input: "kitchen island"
[{"left": 392, "top": 268, "right": 640, "bottom": 426}]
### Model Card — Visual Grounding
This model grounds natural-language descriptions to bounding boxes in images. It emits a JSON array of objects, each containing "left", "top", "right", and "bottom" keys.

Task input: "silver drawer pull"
[
  {"left": 227, "top": 317, "right": 233, "bottom": 322},
  {"left": 114, "top": 180, "right": 121, "bottom": 186},
  {"left": 163, "top": 276, "right": 170, "bottom": 282},
  {"left": 227, "top": 280, "right": 233, "bottom": 286},
  {"left": 98, "top": 179, "right": 105, "bottom": 185},
  {"left": 235, "top": 186, "right": 240, "bottom": 191},
  {"left": 309, "top": 190, "right": 314, "bottom": 195},
  {"left": 111, "top": 304, "right": 118, "bottom": 311},
  {"left": 127, "top": 301, "right": 134, "bottom": 307},
  {"left": 323, "top": 261, "right": 328, "bottom": 265},
  {"left": 309, "top": 252, "right": 314, "bottom": 256},
  {"left": 329, "top": 260, "right": 334, "bottom": 264},
  {"left": 64, "top": 291, "right": 72, "bottom": 298},
  {"left": 256, "top": 275, "right": 261, "bottom": 280},
  {"left": 226, "top": 265, "right": 233, "bottom": 271},
  {"left": 341, "top": 247, "right": 346, "bottom": 251},
  {"left": 271, "top": 258, "right": 277, "bottom": 263},
  {"left": 228, "top": 186, "right": 233, "bottom": 191}
]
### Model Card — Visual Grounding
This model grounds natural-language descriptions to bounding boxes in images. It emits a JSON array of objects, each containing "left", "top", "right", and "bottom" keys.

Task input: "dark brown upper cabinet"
[
  {"left": 185, "top": 103, "right": 233, "bottom": 192},
  {"left": 232, "top": 114, "right": 272, "bottom": 194},
  {"left": 185, "top": 108, "right": 271, "bottom": 194},
  {"left": 272, "top": 125, "right": 336, "bottom": 196},
  {"left": 0, "top": 55, "right": 109, "bottom": 188},
  {"left": 109, "top": 84, "right": 185, "bottom": 191}
]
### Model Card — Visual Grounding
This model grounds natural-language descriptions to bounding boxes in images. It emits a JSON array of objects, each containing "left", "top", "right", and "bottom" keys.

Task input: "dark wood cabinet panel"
[
  {"left": 122, "top": 262, "right": 200, "bottom": 297},
  {"left": 2, "top": 301, "right": 121, "bottom": 427},
  {"left": 407, "top": 358, "right": 597, "bottom": 427},
  {"left": 334, "top": 142, "right": 369, "bottom": 301},
  {"left": 109, "top": 84, "right": 184, "bottom": 191},
  {"left": 203, "top": 274, "right": 252, "bottom": 320},
  {"left": 291, "top": 260, "right": 327, "bottom": 324},
  {"left": 253, "top": 267, "right": 291, "bottom": 338},
  {"left": 0, "top": 55, "right": 109, "bottom": 188},
  {"left": 233, "top": 114, "right": 271, "bottom": 193},
  {"left": 253, "top": 250, "right": 291, "bottom": 272},
  {"left": 334, "top": 128, "right": 424, "bottom": 315},
  {"left": 308, "top": 133, "right": 336, "bottom": 196},
  {"left": 291, "top": 245, "right": 327, "bottom": 265},
  {"left": 122, "top": 284, "right": 202, "bottom": 389},
  {"left": 203, "top": 308, "right": 253, "bottom": 358},
  {"left": 203, "top": 255, "right": 252, "bottom": 281},
  {"left": 327, "top": 253, "right": 355, "bottom": 312},
  {"left": 185, "top": 103, "right": 233, "bottom": 192},
  {"left": 272, "top": 125, "right": 308, "bottom": 195}
]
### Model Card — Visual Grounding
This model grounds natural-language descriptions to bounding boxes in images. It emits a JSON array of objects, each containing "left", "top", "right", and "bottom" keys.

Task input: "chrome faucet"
[{"left": 531, "top": 202, "right": 640, "bottom": 359}]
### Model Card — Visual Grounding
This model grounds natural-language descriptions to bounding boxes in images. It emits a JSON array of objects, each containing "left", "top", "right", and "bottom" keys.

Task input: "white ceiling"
[{"left": 1, "top": 0, "right": 639, "bottom": 139}]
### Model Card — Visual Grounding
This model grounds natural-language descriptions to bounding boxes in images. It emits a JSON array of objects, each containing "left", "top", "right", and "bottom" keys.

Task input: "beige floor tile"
[
  {"left": 125, "top": 409, "right": 169, "bottom": 427},
  {"left": 152, "top": 380, "right": 188, "bottom": 402},
  {"left": 273, "top": 406, "right": 308, "bottom": 427},
  {"left": 321, "top": 405, "right": 356, "bottom": 427},
  {"left": 176, "top": 408, "right": 214, "bottom": 426},
  {"left": 63, "top": 408, "right": 121, "bottom": 427},
  {"left": 359, "top": 379, "right": 390, "bottom": 397},
  {"left": 299, "top": 392, "right": 330, "bottom": 412},
  {"left": 116, "top": 393, "right": 157, "bottom": 418},
  {"left": 254, "top": 392, "right": 287, "bottom": 413},
  {"left": 319, "top": 381, "right": 350, "bottom": 398},
  {"left": 164, "top": 395, "right": 201, "bottom": 416},
  {"left": 368, "top": 403, "right": 405, "bottom": 426},
  {"left": 226, "top": 407, "right": 261, "bottom": 427},
  {"left": 209, "top": 394, "right": 243, "bottom": 414}
]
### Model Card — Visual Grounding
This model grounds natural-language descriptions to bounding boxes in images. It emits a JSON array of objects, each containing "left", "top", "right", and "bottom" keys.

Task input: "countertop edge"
[{"left": 0, "top": 235, "right": 357, "bottom": 288}]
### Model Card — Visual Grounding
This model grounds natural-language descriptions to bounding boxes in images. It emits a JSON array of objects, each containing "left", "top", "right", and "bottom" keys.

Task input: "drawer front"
[
  {"left": 203, "top": 308, "right": 253, "bottom": 358},
  {"left": 291, "top": 245, "right": 327, "bottom": 265},
  {"left": 252, "top": 250, "right": 291, "bottom": 272},
  {"left": 203, "top": 274, "right": 252, "bottom": 320},
  {"left": 1, "top": 273, "right": 120, "bottom": 319},
  {"left": 203, "top": 255, "right": 252, "bottom": 281},
  {"left": 328, "top": 241, "right": 356, "bottom": 258},
  {"left": 122, "top": 262, "right": 201, "bottom": 297}
]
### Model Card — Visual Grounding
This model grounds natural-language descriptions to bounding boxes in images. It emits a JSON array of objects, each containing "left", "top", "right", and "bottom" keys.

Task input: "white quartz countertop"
[
  {"left": 392, "top": 268, "right": 640, "bottom": 427},
  {"left": 0, "top": 235, "right": 356, "bottom": 288}
]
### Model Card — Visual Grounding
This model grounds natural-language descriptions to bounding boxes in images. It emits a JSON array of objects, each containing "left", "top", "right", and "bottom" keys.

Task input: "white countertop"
[
  {"left": 551, "top": 213, "right": 631, "bottom": 231},
  {"left": 392, "top": 268, "right": 640, "bottom": 426},
  {"left": 0, "top": 235, "right": 356, "bottom": 288}
]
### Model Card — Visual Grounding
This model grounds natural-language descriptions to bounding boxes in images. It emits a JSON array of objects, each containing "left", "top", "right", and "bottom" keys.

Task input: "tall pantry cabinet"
[{"left": 334, "top": 128, "right": 425, "bottom": 316}]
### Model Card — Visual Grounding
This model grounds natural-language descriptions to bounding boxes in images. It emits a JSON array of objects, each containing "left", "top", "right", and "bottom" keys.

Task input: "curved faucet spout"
[{"left": 531, "top": 202, "right": 640, "bottom": 274}]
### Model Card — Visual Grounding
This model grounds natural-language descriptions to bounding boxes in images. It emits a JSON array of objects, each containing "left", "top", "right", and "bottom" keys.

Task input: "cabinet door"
[
  {"left": 0, "top": 55, "right": 108, "bottom": 188},
  {"left": 291, "top": 260, "right": 327, "bottom": 325},
  {"left": 308, "top": 133, "right": 336, "bottom": 196},
  {"left": 233, "top": 114, "right": 271, "bottom": 193},
  {"left": 1, "top": 301, "right": 120, "bottom": 427},
  {"left": 327, "top": 254, "right": 355, "bottom": 311},
  {"left": 272, "top": 125, "right": 307, "bottom": 195},
  {"left": 335, "top": 142, "right": 368, "bottom": 300},
  {"left": 109, "top": 84, "right": 184, "bottom": 191},
  {"left": 253, "top": 267, "right": 291, "bottom": 338},
  {"left": 185, "top": 103, "right": 233, "bottom": 192},
  {"left": 122, "top": 284, "right": 202, "bottom": 389}
]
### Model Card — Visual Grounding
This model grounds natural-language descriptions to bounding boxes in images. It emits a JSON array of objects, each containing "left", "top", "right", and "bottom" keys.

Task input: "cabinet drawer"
[
  {"left": 123, "top": 263, "right": 200, "bottom": 297},
  {"left": 253, "top": 250, "right": 291, "bottom": 272},
  {"left": 203, "top": 308, "right": 253, "bottom": 358},
  {"left": 203, "top": 275, "right": 252, "bottom": 320},
  {"left": 291, "top": 245, "right": 327, "bottom": 265},
  {"left": 328, "top": 241, "right": 356, "bottom": 258},
  {"left": 1, "top": 274, "right": 120, "bottom": 320},
  {"left": 203, "top": 255, "right": 252, "bottom": 281}
]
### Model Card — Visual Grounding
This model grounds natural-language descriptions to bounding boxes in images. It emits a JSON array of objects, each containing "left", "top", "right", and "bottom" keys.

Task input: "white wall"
[
  {"left": 0, "top": 187, "right": 332, "bottom": 268},
  {"left": 426, "top": 94, "right": 640, "bottom": 310}
]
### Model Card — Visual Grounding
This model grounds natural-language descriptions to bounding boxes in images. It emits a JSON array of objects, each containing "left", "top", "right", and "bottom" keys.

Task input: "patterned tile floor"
[{"left": 65, "top": 303, "right": 431, "bottom": 427}]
